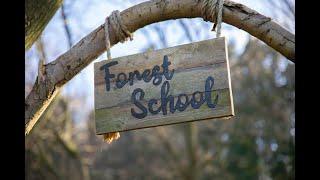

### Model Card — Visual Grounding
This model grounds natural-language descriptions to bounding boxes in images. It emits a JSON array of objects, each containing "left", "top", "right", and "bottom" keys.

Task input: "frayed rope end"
[{"left": 102, "top": 132, "right": 120, "bottom": 144}]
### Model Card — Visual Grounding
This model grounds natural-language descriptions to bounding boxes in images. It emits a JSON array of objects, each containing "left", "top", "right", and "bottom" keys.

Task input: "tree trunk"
[
  {"left": 25, "top": 0, "right": 63, "bottom": 50},
  {"left": 25, "top": 0, "right": 295, "bottom": 135},
  {"left": 184, "top": 123, "right": 199, "bottom": 180}
]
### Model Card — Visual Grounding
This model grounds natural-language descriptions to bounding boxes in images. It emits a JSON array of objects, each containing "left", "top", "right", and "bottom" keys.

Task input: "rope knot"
[
  {"left": 104, "top": 10, "right": 133, "bottom": 59},
  {"left": 199, "top": 0, "right": 218, "bottom": 22},
  {"left": 107, "top": 10, "right": 133, "bottom": 43},
  {"left": 199, "top": 0, "right": 224, "bottom": 37},
  {"left": 102, "top": 10, "right": 133, "bottom": 143}
]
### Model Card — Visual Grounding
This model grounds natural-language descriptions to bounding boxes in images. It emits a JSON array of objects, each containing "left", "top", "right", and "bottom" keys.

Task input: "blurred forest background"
[{"left": 25, "top": 0, "right": 295, "bottom": 179}]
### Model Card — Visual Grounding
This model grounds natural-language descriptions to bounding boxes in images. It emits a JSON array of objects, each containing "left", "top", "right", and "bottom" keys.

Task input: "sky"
[{"left": 25, "top": 0, "right": 295, "bottom": 127}]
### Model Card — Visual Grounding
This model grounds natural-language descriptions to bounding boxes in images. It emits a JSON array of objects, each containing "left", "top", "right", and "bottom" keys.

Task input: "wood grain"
[
  {"left": 94, "top": 37, "right": 234, "bottom": 134},
  {"left": 26, "top": 0, "right": 294, "bottom": 136}
]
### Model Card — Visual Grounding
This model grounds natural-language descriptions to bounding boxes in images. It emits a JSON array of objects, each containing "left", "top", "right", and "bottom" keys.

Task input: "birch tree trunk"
[
  {"left": 25, "top": 0, "right": 295, "bottom": 135},
  {"left": 25, "top": 0, "right": 63, "bottom": 50}
]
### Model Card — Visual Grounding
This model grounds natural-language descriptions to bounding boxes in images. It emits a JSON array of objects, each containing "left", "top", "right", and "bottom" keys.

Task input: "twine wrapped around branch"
[
  {"left": 101, "top": 1, "right": 223, "bottom": 143},
  {"left": 102, "top": 10, "right": 133, "bottom": 144},
  {"left": 199, "top": 0, "right": 224, "bottom": 37}
]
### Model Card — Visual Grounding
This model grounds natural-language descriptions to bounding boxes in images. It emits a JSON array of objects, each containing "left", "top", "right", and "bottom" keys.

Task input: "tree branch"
[
  {"left": 25, "top": 0, "right": 295, "bottom": 135},
  {"left": 61, "top": 3, "right": 73, "bottom": 48},
  {"left": 25, "top": 0, "right": 63, "bottom": 50}
]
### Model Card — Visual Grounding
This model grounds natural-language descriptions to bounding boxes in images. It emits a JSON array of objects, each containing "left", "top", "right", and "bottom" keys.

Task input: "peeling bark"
[{"left": 25, "top": 0, "right": 295, "bottom": 135}]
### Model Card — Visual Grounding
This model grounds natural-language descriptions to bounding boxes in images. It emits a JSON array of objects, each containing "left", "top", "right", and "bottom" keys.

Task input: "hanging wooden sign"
[{"left": 94, "top": 37, "right": 234, "bottom": 134}]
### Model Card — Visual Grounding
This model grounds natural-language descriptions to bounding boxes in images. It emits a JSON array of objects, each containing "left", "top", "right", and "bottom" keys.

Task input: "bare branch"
[
  {"left": 35, "top": 37, "right": 47, "bottom": 62},
  {"left": 61, "top": 3, "right": 73, "bottom": 48},
  {"left": 283, "top": 0, "right": 295, "bottom": 17},
  {"left": 178, "top": 19, "right": 194, "bottom": 42},
  {"left": 153, "top": 24, "right": 168, "bottom": 48},
  {"left": 25, "top": 0, "right": 295, "bottom": 135}
]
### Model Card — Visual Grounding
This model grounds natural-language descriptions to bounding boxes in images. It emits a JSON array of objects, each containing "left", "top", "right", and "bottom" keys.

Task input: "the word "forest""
[{"left": 100, "top": 55, "right": 219, "bottom": 119}]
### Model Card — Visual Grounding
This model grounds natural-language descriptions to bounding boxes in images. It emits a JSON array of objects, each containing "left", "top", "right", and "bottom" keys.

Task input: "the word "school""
[{"left": 100, "top": 55, "right": 219, "bottom": 119}]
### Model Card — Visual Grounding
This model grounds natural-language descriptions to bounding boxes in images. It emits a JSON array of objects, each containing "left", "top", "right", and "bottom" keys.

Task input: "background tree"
[
  {"left": 25, "top": 0, "right": 295, "bottom": 135},
  {"left": 25, "top": 0, "right": 63, "bottom": 49},
  {"left": 25, "top": 96, "right": 90, "bottom": 180},
  {"left": 80, "top": 37, "right": 294, "bottom": 180},
  {"left": 25, "top": 0, "right": 294, "bottom": 179}
]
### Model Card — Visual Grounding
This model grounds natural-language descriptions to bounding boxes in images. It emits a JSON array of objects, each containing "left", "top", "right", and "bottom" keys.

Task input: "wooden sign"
[{"left": 94, "top": 37, "right": 234, "bottom": 134}]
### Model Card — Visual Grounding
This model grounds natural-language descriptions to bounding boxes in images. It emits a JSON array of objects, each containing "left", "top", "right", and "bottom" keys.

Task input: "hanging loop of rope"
[
  {"left": 104, "top": 10, "right": 133, "bottom": 60},
  {"left": 101, "top": 2, "right": 223, "bottom": 143},
  {"left": 199, "top": 0, "right": 224, "bottom": 37},
  {"left": 103, "top": 10, "right": 134, "bottom": 143}
]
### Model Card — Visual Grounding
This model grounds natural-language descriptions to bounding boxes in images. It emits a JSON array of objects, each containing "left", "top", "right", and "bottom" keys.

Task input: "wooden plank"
[{"left": 94, "top": 37, "right": 234, "bottom": 134}]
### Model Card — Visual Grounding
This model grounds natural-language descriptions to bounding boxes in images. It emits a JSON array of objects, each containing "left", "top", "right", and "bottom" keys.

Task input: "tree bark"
[
  {"left": 184, "top": 123, "right": 199, "bottom": 180},
  {"left": 25, "top": 0, "right": 63, "bottom": 50},
  {"left": 25, "top": 0, "right": 295, "bottom": 135}
]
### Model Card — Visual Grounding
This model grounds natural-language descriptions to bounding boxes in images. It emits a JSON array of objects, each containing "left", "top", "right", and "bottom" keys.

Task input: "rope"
[
  {"left": 103, "top": 10, "right": 133, "bottom": 144},
  {"left": 104, "top": 10, "right": 133, "bottom": 60},
  {"left": 101, "top": 2, "right": 224, "bottom": 143},
  {"left": 104, "top": 15, "right": 111, "bottom": 60},
  {"left": 103, "top": 132, "right": 120, "bottom": 144},
  {"left": 199, "top": 0, "right": 224, "bottom": 37}
]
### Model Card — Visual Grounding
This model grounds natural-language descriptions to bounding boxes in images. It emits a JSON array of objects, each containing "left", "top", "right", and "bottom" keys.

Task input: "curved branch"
[{"left": 25, "top": 0, "right": 295, "bottom": 135}]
